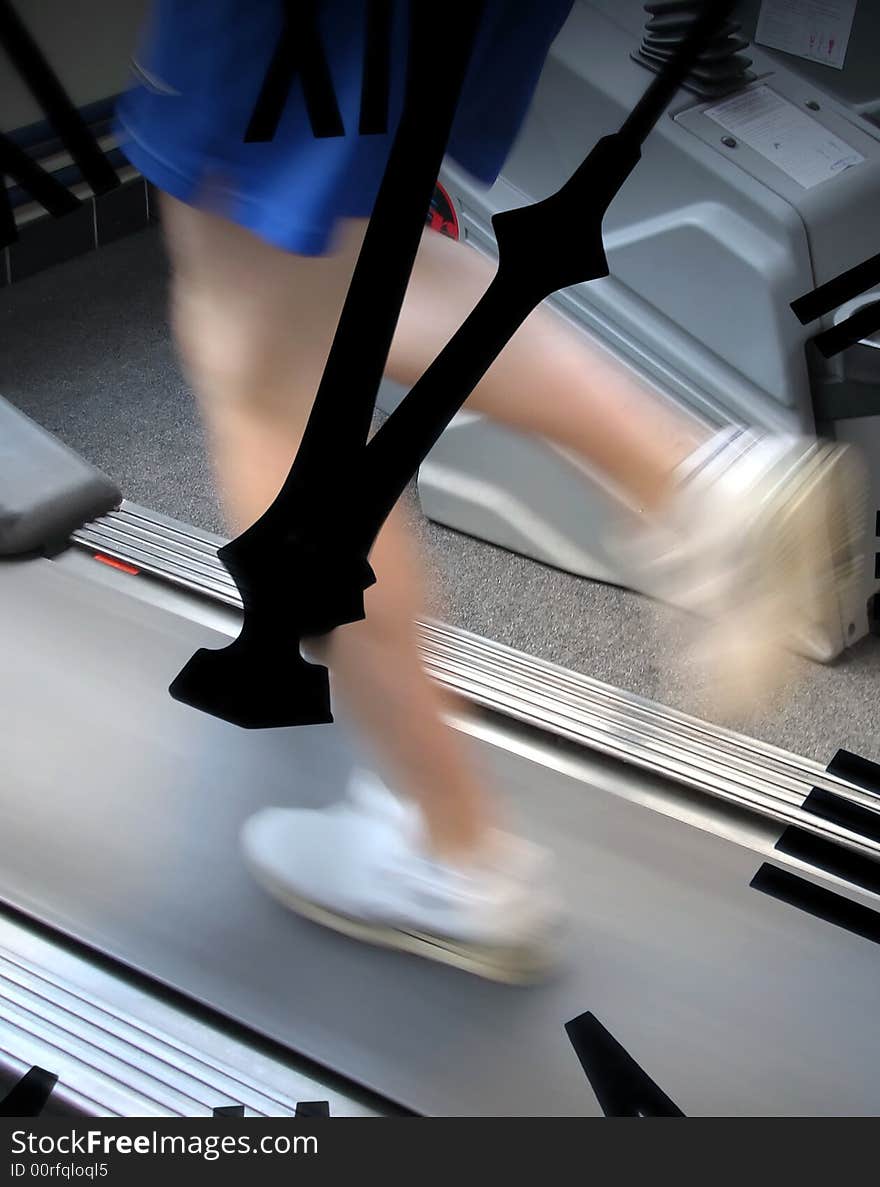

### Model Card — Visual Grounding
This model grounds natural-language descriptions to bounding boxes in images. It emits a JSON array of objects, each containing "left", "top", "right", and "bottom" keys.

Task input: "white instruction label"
[
  {"left": 755, "top": 0, "right": 858, "bottom": 70},
  {"left": 704, "top": 85, "right": 864, "bottom": 188}
]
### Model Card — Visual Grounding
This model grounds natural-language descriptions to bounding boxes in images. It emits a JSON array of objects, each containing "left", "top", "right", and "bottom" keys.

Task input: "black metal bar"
[
  {"left": 620, "top": 0, "right": 738, "bottom": 146},
  {"left": 792, "top": 251, "right": 880, "bottom": 326},
  {"left": 359, "top": 0, "right": 393, "bottom": 135},
  {"left": 0, "top": 1066, "right": 58, "bottom": 1118},
  {"left": 565, "top": 1012, "right": 685, "bottom": 1117},
  {"left": 244, "top": 0, "right": 344, "bottom": 141},
  {"left": 812, "top": 300, "right": 880, "bottom": 359},
  {"left": 0, "top": 0, "right": 118, "bottom": 195},
  {"left": 0, "top": 130, "right": 81, "bottom": 246},
  {"left": 170, "top": 1, "right": 488, "bottom": 728}
]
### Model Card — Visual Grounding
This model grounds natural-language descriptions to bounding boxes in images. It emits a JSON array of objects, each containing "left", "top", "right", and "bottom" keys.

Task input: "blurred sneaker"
[
  {"left": 241, "top": 769, "right": 563, "bottom": 984},
  {"left": 613, "top": 426, "right": 868, "bottom": 719}
]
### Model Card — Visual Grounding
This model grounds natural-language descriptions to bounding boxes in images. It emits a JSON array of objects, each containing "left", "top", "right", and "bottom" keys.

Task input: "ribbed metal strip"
[
  {"left": 417, "top": 623, "right": 869, "bottom": 803},
  {"left": 423, "top": 650, "right": 880, "bottom": 860},
  {"left": 74, "top": 512, "right": 238, "bottom": 605},
  {"left": 0, "top": 935, "right": 378, "bottom": 1118},
  {"left": 111, "top": 506, "right": 232, "bottom": 559},
  {"left": 70, "top": 506, "right": 880, "bottom": 847},
  {"left": 81, "top": 523, "right": 231, "bottom": 591}
]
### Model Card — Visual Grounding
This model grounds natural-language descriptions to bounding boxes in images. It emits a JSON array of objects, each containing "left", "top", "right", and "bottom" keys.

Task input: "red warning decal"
[
  {"left": 426, "top": 181, "right": 459, "bottom": 240},
  {"left": 94, "top": 553, "right": 139, "bottom": 576}
]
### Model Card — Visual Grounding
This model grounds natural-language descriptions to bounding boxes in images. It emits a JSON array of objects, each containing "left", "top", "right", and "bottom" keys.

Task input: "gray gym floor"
[{"left": 3, "top": 227, "right": 879, "bottom": 764}]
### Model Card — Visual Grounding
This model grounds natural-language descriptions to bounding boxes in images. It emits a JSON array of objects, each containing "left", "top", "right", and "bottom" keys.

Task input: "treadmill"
[
  {"left": 3, "top": 0, "right": 880, "bottom": 1120},
  {"left": 2, "top": 394, "right": 880, "bottom": 1117}
]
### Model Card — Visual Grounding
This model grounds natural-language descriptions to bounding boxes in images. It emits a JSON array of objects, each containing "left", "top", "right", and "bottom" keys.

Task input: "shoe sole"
[{"left": 243, "top": 852, "right": 560, "bottom": 986}]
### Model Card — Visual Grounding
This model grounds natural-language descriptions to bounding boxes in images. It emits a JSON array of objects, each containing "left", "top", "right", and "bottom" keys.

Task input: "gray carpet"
[{"left": 2, "top": 226, "right": 879, "bottom": 765}]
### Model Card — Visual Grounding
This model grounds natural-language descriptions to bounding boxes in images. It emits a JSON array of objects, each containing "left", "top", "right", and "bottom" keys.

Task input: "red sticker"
[
  {"left": 94, "top": 553, "right": 139, "bottom": 576},
  {"left": 426, "top": 181, "right": 459, "bottom": 240}
]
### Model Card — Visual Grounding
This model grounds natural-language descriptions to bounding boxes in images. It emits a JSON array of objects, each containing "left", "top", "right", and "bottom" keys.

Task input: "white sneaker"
[
  {"left": 614, "top": 426, "right": 868, "bottom": 718},
  {"left": 241, "top": 770, "right": 563, "bottom": 984}
]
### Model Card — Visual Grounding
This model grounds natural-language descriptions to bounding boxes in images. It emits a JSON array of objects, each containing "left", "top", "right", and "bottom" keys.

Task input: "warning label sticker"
[
  {"left": 704, "top": 85, "right": 865, "bottom": 188},
  {"left": 755, "top": 0, "right": 858, "bottom": 71}
]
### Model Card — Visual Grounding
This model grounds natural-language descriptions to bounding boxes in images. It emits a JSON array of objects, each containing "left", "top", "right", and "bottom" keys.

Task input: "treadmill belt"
[{"left": 2, "top": 558, "right": 880, "bottom": 1115}]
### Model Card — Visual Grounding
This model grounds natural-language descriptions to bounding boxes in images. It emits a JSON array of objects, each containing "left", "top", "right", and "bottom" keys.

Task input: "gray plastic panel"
[
  {"left": 2, "top": 556, "right": 879, "bottom": 1115},
  {"left": 0, "top": 396, "right": 120, "bottom": 554},
  {"left": 419, "top": 410, "right": 629, "bottom": 586}
]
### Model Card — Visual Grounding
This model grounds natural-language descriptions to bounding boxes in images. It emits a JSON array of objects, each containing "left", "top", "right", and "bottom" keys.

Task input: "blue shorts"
[{"left": 115, "top": 0, "right": 574, "bottom": 255}]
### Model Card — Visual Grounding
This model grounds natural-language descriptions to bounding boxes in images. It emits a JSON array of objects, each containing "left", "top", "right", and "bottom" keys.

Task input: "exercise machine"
[
  {"left": 2, "top": 395, "right": 880, "bottom": 1116},
  {"left": 388, "top": 0, "right": 880, "bottom": 660},
  {"left": 3, "top": 0, "right": 880, "bottom": 1119}
]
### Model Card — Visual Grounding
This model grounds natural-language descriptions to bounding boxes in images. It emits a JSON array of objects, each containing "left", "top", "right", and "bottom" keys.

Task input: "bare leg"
[
  {"left": 160, "top": 195, "right": 706, "bottom": 861},
  {"left": 390, "top": 225, "right": 708, "bottom": 513},
  {"left": 161, "top": 196, "right": 493, "bottom": 859}
]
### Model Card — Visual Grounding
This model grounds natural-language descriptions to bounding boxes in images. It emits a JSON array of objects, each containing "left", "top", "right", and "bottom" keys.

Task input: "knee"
[{"left": 170, "top": 277, "right": 273, "bottom": 404}]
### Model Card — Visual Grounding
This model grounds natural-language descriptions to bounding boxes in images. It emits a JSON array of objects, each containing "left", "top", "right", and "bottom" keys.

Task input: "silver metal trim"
[
  {"left": 0, "top": 914, "right": 383, "bottom": 1118},
  {"left": 70, "top": 503, "right": 880, "bottom": 857},
  {"left": 74, "top": 506, "right": 240, "bottom": 607}
]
